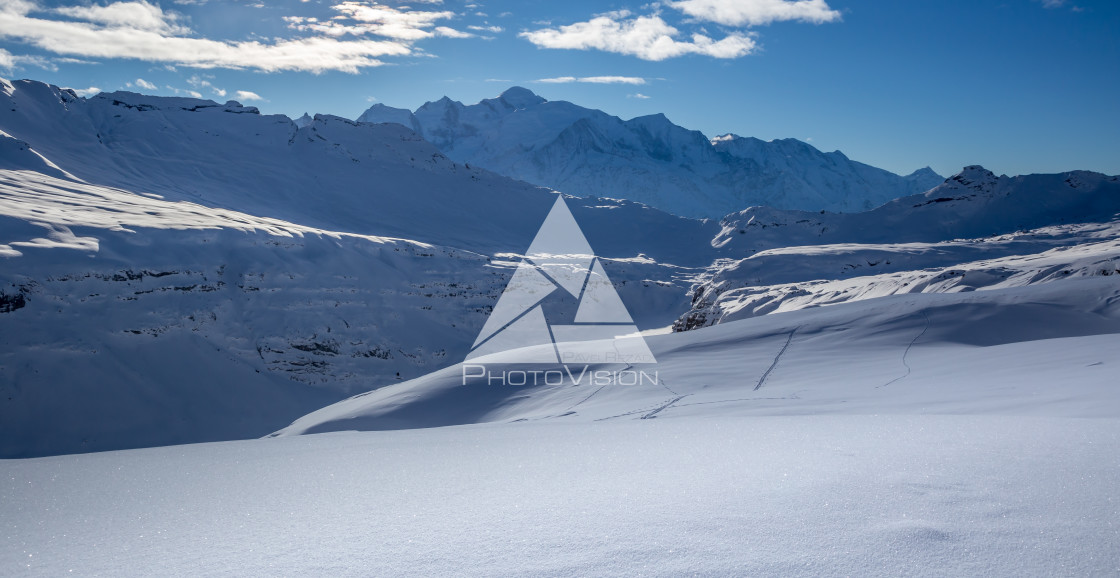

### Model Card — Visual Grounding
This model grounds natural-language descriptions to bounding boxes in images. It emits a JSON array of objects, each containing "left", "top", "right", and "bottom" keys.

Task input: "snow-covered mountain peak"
[
  {"left": 928, "top": 165, "right": 1000, "bottom": 196},
  {"left": 355, "top": 103, "right": 418, "bottom": 130},
  {"left": 293, "top": 112, "right": 313, "bottom": 128},
  {"left": 417, "top": 95, "right": 463, "bottom": 114},
  {"left": 629, "top": 111, "right": 671, "bottom": 125},
  {"left": 907, "top": 166, "right": 941, "bottom": 180},
  {"left": 495, "top": 86, "right": 546, "bottom": 109},
  {"left": 950, "top": 164, "right": 998, "bottom": 184}
]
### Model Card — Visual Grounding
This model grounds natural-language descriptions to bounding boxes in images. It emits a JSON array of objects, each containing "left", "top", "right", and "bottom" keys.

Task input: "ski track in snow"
[
  {"left": 879, "top": 310, "right": 931, "bottom": 388},
  {"left": 754, "top": 327, "right": 798, "bottom": 391},
  {"left": 640, "top": 395, "right": 689, "bottom": 419}
]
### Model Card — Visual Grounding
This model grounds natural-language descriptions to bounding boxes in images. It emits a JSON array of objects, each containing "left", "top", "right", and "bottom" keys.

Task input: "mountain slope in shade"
[
  {"left": 0, "top": 78, "right": 717, "bottom": 457},
  {"left": 356, "top": 87, "right": 944, "bottom": 218}
]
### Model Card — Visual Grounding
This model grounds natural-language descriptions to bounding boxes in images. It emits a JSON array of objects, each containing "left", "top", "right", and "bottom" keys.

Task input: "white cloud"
[
  {"left": 186, "top": 73, "right": 226, "bottom": 97},
  {"left": 468, "top": 25, "right": 503, "bottom": 33},
  {"left": 288, "top": 2, "right": 464, "bottom": 40},
  {"left": 520, "top": 11, "right": 756, "bottom": 61},
  {"left": 536, "top": 76, "right": 648, "bottom": 85},
  {"left": 0, "top": 47, "right": 19, "bottom": 69},
  {"left": 54, "top": 56, "right": 97, "bottom": 64},
  {"left": 669, "top": 0, "right": 841, "bottom": 26},
  {"left": 55, "top": 1, "right": 190, "bottom": 34},
  {"left": 0, "top": 46, "right": 55, "bottom": 71},
  {"left": 67, "top": 86, "right": 102, "bottom": 97},
  {"left": 628, "top": 92, "right": 651, "bottom": 99},
  {"left": 0, "top": 0, "right": 442, "bottom": 73},
  {"left": 434, "top": 26, "right": 473, "bottom": 38},
  {"left": 164, "top": 84, "right": 202, "bottom": 98},
  {"left": 134, "top": 77, "right": 157, "bottom": 90},
  {"left": 234, "top": 90, "right": 263, "bottom": 101}
]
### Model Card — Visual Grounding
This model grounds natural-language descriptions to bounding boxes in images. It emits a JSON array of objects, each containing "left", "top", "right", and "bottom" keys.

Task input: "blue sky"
[{"left": 1, "top": 0, "right": 1117, "bottom": 178}]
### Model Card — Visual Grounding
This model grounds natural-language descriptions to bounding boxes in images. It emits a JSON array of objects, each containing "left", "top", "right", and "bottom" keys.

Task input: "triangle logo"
[{"left": 467, "top": 196, "right": 657, "bottom": 365}]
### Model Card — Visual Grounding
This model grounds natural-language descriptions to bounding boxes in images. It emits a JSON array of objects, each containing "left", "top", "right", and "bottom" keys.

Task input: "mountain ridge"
[{"left": 356, "top": 86, "right": 945, "bottom": 218}]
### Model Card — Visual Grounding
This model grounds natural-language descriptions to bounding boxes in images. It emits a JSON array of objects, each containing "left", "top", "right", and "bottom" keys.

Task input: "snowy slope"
[
  {"left": 678, "top": 166, "right": 1120, "bottom": 328},
  {"left": 4, "top": 277, "right": 1119, "bottom": 576},
  {"left": 0, "top": 78, "right": 718, "bottom": 259},
  {"left": 2, "top": 77, "right": 1117, "bottom": 461},
  {"left": 4, "top": 414, "right": 1119, "bottom": 576},
  {"left": 0, "top": 169, "right": 704, "bottom": 457},
  {"left": 274, "top": 278, "right": 1120, "bottom": 435},
  {"left": 0, "top": 78, "right": 720, "bottom": 457},
  {"left": 356, "top": 87, "right": 944, "bottom": 217}
]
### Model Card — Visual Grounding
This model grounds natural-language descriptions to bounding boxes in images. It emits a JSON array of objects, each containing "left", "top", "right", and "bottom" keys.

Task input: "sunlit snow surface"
[
  {"left": 4, "top": 280, "right": 1119, "bottom": 576},
  {"left": 3, "top": 420, "right": 1118, "bottom": 575}
]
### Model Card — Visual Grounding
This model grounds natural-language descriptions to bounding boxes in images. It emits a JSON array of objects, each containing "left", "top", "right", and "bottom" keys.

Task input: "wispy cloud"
[
  {"left": 164, "top": 84, "right": 202, "bottom": 98},
  {"left": 1037, "top": 0, "right": 1083, "bottom": 10},
  {"left": 133, "top": 78, "right": 157, "bottom": 90},
  {"left": 628, "top": 92, "right": 651, "bottom": 99},
  {"left": 520, "top": 11, "right": 755, "bottom": 61},
  {"left": 187, "top": 73, "right": 226, "bottom": 97},
  {"left": 284, "top": 2, "right": 470, "bottom": 40},
  {"left": 536, "top": 75, "right": 648, "bottom": 85},
  {"left": 0, "top": 0, "right": 476, "bottom": 73},
  {"left": 669, "top": 0, "right": 841, "bottom": 26},
  {"left": 234, "top": 90, "right": 263, "bottom": 101},
  {"left": 0, "top": 47, "right": 55, "bottom": 72}
]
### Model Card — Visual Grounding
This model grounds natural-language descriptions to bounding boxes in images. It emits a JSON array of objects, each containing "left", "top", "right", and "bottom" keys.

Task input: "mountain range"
[
  {"left": 1, "top": 77, "right": 1118, "bottom": 459},
  {"left": 356, "top": 86, "right": 944, "bottom": 218}
]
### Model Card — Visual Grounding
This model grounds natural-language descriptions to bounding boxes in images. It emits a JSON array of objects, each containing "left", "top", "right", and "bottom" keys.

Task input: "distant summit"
[
  {"left": 497, "top": 86, "right": 547, "bottom": 109},
  {"left": 356, "top": 88, "right": 943, "bottom": 218}
]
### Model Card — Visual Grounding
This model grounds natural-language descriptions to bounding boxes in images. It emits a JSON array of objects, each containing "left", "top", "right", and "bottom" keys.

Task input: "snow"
[
  {"left": 274, "top": 278, "right": 1120, "bottom": 435},
  {"left": 355, "top": 87, "right": 944, "bottom": 218},
  {"left": 1, "top": 78, "right": 1117, "bottom": 460},
  {"left": 292, "top": 112, "right": 313, "bottom": 128},
  {"left": 683, "top": 166, "right": 1120, "bottom": 328},
  {"left": 6, "top": 267, "right": 1120, "bottom": 575},
  {"left": 1, "top": 76, "right": 1120, "bottom": 575},
  {"left": 2, "top": 278, "right": 1095, "bottom": 575},
  {"left": 4, "top": 280, "right": 1120, "bottom": 575},
  {"left": 0, "top": 79, "right": 715, "bottom": 456}
]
